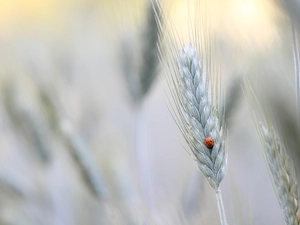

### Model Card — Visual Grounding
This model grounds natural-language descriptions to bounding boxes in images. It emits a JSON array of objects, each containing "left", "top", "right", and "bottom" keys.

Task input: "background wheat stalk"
[
  {"left": 292, "top": 24, "right": 300, "bottom": 128},
  {"left": 130, "top": 1, "right": 161, "bottom": 211},
  {"left": 119, "top": 0, "right": 162, "bottom": 213},
  {"left": 246, "top": 82, "right": 300, "bottom": 225},
  {"left": 259, "top": 123, "right": 299, "bottom": 225}
]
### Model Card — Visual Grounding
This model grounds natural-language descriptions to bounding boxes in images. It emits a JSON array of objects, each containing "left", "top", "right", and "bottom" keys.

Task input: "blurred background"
[{"left": 0, "top": 0, "right": 299, "bottom": 224}]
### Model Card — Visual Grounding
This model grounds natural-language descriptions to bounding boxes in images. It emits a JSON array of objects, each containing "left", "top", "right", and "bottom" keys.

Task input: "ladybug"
[{"left": 204, "top": 136, "right": 214, "bottom": 149}]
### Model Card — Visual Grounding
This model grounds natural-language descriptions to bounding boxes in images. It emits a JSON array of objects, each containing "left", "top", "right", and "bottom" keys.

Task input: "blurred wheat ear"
[
  {"left": 259, "top": 124, "right": 299, "bottom": 225},
  {"left": 137, "top": 0, "right": 161, "bottom": 100},
  {"left": 121, "top": 0, "right": 161, "bottom": 105},
  {"left": 271, "top": 99, "right": 300, "bottom": 183},
  {"left": 274, "top": 0, "right": 300, "bottom": 27},
  {"left": 273, "top": 0, "right": 300, "bottom": 128},
  {"left": 0, "top": 176, "right": 26, "bottom": 199},
  {"left": 119, "top": 0, "right": 163, "bottom": 213},
  {"left": 1, "top": 79, "right": 51, "bottom": 163},
  {"left": 36, "top": 83, "right": 107, "bottom": 198},
  {"left": 245, "top": 81, "right": 300, "bottom": 225}
]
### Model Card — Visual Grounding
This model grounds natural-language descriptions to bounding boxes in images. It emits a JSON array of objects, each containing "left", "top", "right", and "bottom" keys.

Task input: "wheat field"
[{"left": 0, "top": 0, "right": 299, "bottom": 224}]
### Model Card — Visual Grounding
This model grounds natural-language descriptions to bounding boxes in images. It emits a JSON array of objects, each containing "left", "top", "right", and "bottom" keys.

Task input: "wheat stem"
[
  {"left": 291, "top": 20, "right": 300, "bottom": 128},
  {"left": 215, "top": 189, "right": 228, "bottom": 225},
  {"left": 134, "top": 105, "right": 154, "bottom": 211}
]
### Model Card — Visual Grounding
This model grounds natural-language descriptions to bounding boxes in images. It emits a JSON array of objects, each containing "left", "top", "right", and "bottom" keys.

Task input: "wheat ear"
[
  {"left": 258, "top": 124, "right": 299, "bottom": 225},
  {"left": 166, "top": 44, "right": 228, "bottom": 225},
  {"left": 174, "top": 45, "right": 227, "bottom": 191}
]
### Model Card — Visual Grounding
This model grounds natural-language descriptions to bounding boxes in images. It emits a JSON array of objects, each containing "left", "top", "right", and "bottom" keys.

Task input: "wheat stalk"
[
  {"left": 174, "top": 45, "right": 228, "bottom": 225},
  {"left": 155, "top": 0, "right": 228, "bottom": 222},
  {"left": 121, "top": 0, "right": 162, "bottom": 212}
]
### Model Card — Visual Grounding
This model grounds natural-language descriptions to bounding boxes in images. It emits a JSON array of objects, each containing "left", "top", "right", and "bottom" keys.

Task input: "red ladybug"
[{"left": 204, "top": 136, "right": 214, "bottom": 149}]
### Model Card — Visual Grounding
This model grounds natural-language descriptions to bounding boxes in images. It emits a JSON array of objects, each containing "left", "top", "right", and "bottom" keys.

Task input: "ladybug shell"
[{"left": 204, "top": 136, "right": 214, "bottom": 149}]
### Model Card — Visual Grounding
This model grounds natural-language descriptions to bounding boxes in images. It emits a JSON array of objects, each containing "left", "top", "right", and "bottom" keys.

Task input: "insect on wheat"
[{"left": 155, "top": 1, "right": 228, "bottom": 223}]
